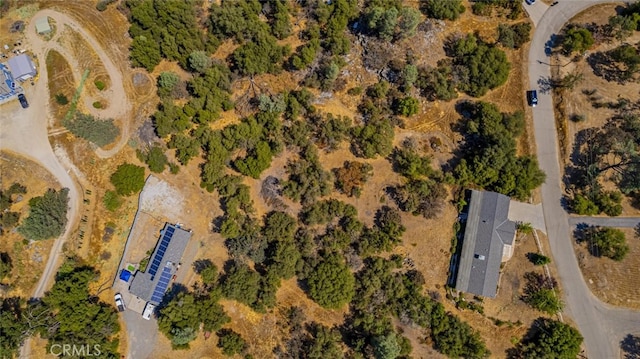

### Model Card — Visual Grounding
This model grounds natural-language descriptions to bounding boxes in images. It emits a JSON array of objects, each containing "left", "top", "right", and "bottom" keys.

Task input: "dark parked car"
[
  {"left": 525, "top": 0, "right": 536, "bottom": 4},
  {"left": 17, "top": 94, "right": 28, "bottom": 109},
  {"left": 526, "top": 90, "right": 538, "bottom": 107}
]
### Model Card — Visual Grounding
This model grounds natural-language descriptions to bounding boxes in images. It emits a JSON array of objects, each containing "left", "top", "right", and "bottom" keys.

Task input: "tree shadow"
[
  {"left": 587, "top": 51, "right": 630, "bottom": 84},
  {"left": 192, "top": 259, "right": 213, "bottom": 274},
  {"left": 537, "top": 76, "right": 556, "bottom": 94},
  {"left": 621, "top": 334, "right": 640, "bottom": 359}
]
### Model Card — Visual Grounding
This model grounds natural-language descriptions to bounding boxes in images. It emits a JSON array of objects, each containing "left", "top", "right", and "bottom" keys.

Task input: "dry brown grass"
[
  {"left": 574, "top": 228, "right": 640, "bottom": 309},
  {"left": 45, "top": 49, "right": 75, "bottom": 120},
  {"left": 0, "top": 151, "right": 60, "bottom": 297}
]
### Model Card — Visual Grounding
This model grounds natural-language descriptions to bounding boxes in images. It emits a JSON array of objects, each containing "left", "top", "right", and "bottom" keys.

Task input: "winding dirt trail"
[{"left": 25, "top": 9, "right": 132, "bottom": 158}]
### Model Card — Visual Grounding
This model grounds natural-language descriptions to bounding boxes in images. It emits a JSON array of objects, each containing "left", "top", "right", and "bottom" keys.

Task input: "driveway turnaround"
[
  {"left": 527, "top": 1, "right": 640, "bottom": 358},
  {"left": 508, "top": 200, "right": 546, "bottom": 233}
]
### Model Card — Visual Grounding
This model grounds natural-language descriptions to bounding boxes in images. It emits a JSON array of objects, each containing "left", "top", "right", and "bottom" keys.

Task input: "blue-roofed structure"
[{"left": 129, "top": 223, "right": 191, "bottom": 305}]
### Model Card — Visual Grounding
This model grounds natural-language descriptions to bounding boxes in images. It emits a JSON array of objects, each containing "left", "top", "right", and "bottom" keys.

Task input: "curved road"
[{"left": 528, "top": 1, "right": 640, "bottom": 357}]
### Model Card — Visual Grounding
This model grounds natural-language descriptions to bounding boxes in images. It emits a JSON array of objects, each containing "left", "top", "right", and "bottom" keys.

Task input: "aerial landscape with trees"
[{"left": 11, "top": 0, "right": 640, "bottom": 358}]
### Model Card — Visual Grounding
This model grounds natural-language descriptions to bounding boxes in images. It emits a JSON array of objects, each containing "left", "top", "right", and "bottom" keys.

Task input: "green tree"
[
  {"left": 0, "top": 253, "right": 12, "bottom": 280},
  {"left": 421, "top": 0, "right": 466, "bottom": 20},
  {"left": 397, "top": 7, "right": 421, "bottom": 39},
  {"left": 137, "top": 145, "right": 168, "bottom": 173},
  {"left": 306, "top": 254, "right": 355, "bottom": 309},
  {"left": 103, "top": 190, "right": 122, "bottom": 212},
  {"left": 394, "top": 96, "right": 419, "bottom": 116},
  {"left": 221, "top": 262, "right": 261, "bottom": 309},
  {"left": 527, "top": 253, "right": 551, "bottom": 266},
  {"left": 515, "top": 318, "right": 583, "bottom": 359},
  {"left": 0, "top": 297, "right": 27, "bottom": 358},
  {"left": 588, "top": 226, "right": 629, "bottom": 261},
  {"left": 498, "top": 22, "right": 531, "bottom": 49},
  {"left": 351, "top": 118, "right": 394, "bottom": 158},
  {"left": 188, "top": 51, "right": 211, "bottom": 73},
  {"left": 110, "top": 163, "right": 146, "bottom": 196},
  {"left": 18, "top": 188, "right": 69, "bottom": 241},
  {"left": 157, "top": 71, "right": 180, "bottom": 97},
  {"left": 372, "top": 332, "right": 402, "bottom": 359},
  {"left": 217, "top": 328, "right": 247, "bottom": 356},
  {"left": 430, "top": 303, "right": 490, "bottom": 358},
  {"left": 563, "top": 27, "right": 594, "bottom": 54}
]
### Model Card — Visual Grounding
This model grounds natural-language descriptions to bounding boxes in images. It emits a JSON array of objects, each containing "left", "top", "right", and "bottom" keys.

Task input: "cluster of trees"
[
  {"left": 453, "top": 101, "right": 546, "bottom": 200},
  {"left": 590, "top": 43, "right": 640, "bottom": 84},
  {"left": 137, "top": 145, "right": 169, "bottom": 173},
  {"left": 0, "top": 253, "right": 11, "bottom": 281},
  {"left": 388, "top": 146, "right": 447, "bottom": 219},
  {"left": 607, "top": 3, "right": 640, "bottom": 41},
  {"left": 126, "top": 0, "right": 214, "bottom": 71},
  {"left": 283, "top": 144, "right": 332, "bottom": 205},
  {"left": 510, "top": 318, "right": 583, "bottom": 358},
  {"left": 447, "top": 34, "right": 511, "bottom": 97},
  {"left": 522, "top": 272, "right": 563, "bottom": 314},
  {"left": 0, "top": 182, "right": 26, "bottom": 234},
  {"left": 472, "top": 0, "right": 523, "bottom": 19},
  {"left": 567, "top": 112, "right": 640, "bottom": 214},
  {"left": 578, "top": 226, "right": 629, "bottom": 261},
  {"left": 18, "top": 188, "right": 69, "bottom": 241},
  {"left": 0, "top": 260, "right": 121, "bottom": 358},
  {"left": 359, "top": 0, "right": 422, "bottom": 42},
  {"left": 62, "top": 113, "right": 120, "bottom": 148},
  {"left": 421, "top": 0, "right": 465, "bottom": 21},
  {"left": 497, "top": 22, "right": 531, "bottom": 49}
]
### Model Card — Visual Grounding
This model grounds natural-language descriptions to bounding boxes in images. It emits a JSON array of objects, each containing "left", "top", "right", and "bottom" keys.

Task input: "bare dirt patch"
[{"left": 574, "top": 227, "right": 640, "bottom": 309}]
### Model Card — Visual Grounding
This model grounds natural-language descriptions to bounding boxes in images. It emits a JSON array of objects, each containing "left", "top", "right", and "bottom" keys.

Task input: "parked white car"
[{"left": 114, "top": 293, "right": 125, "bottom": 312}]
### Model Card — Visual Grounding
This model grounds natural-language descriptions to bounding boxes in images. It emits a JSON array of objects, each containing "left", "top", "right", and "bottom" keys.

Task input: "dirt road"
[{"left": 526, "top": 1, "right": 640, "bottom": 357}]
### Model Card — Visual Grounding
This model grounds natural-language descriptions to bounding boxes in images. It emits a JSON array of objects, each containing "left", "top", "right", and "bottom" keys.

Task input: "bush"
[
  {"left": 421, "top": 0, "right": 466, "bottom": 20},
  {"left": 497, "top": 22, "right": 531, "bottom": 49},
  {"left": 94, "top": 79, "right": 106, "bottom": 90},
  {"left": 523, "top": 272, "right": 562, "bottom": 314},
  {"left": 62, "top": 113, "right": 119, "bottom": 147},
  {"left": 55, "top": 93, "right": 69, "bottom": 105},
  {"left": 515, "top": 318, "right": 583, "bottom": 359},
  {"left": 18, "top": 188, "right": 69, "bottom": 241},
  {"left": 527, "top": 253, "right": 551, "bottom": 266},
  {"left": 157, "top": 72, "right": 180, "bottom": 98},
  {"left": 587, "top": 226, "right": 629, "bottom": 261},
  {"left": 96, "top": 0, "right": 116, "bottom": 11},
  {"left": 92, "top": 101, "right": 102, "bottom": 109},
  {"left": 103, "top": 190, "right": 122, "bottom": 212},
  {"left": 110, "top": 163, "right": 146, "bottom": 196},
  {"left": 351, "top": 117, "right": 394, "bottom": 158},
  {"left": 394, "top": 96, "right": 419, "bottom": 116},
  {"left": 137, "top": 145, "right": 168, "bottom": 173},
  {"left": 217, "top": 329, "right": 246, "bottom": 356},
  {"left": 333, "top": 161, "right": 373, "bottom": 197}
]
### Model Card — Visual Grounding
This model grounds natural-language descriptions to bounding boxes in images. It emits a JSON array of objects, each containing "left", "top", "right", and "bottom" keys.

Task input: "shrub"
[
  {"left": 18, "top": 188, "right": 69, "bottom": 241},
  {"left": 587, "top": 226, "right": 629, "bottom": 261},
  {"left": 217, "top": 329, "right": 246, "bottom": 356},
  {"left": 515, "top": 319, "right": 583, "bottom": 358},
  {"left": 527, "top": 253, "right": 551, "bottom": 266},
  {"left": 55, "top": 93, "right": 69, "bottom": 105},
  {"left": 563, "top": 26, "right": 594, "bottom": 54},
  {"left": 94, "top": 79, "right": 106, "bottom": 90},
  {"left": 347, "top": 86, "right": 363, "bottom": 96},
  {"left": 157, "top": 72, "right": 180, "bottom": 98},
  {"left": 394, "top": 96, "right": 419, "bottom": 116},
  {"left": 96, "top": 0, "right": 116, "bottom": 11},
  {"left": 103, "top": 190, "right": 122, "bottom": 212},
  {"left": 137, "top": 145, "right": 168, "bottom": 173},
  {"left": 333, "top": 161, "right": 373, "bottom": 197},
  {"left": 110, "top": 163, "right": 146, "bottom": 196},
  {"left": 421, "top": 0, "right": 466, "bottom": 20},
  {"left": 62, "top": 113, "right": 119, "bottom": 147},
  {"left": 92, "top": 101, "right": 102, "bottom": 109}
]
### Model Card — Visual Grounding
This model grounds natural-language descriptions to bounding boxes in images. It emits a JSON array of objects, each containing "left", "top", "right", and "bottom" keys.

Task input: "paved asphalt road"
[
  {"left": 527, "top": 1, "right": 640, "bottom": 357},
  {"left": 569, "top": 216, "right": 640, "bottom": 228}
]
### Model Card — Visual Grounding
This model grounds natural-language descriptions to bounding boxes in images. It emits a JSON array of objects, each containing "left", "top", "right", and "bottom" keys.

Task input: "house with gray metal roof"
[
  {"left": 129, "top": 223, "right": 192, "bottom": 305},
  {"left": 7, "top": 54, "right": 36, "bottom": 82},
  {"left": 455, "top": 190, "right": 516, "bottom": 298}
]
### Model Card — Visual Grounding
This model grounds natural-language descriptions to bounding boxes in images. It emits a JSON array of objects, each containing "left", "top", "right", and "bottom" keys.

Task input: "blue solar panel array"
[
  {"left": 148, "top": 226, "right": 175, "bottom": 277},
  {"left": 150, "top": 264, "right": 173, "bottom": 303}
]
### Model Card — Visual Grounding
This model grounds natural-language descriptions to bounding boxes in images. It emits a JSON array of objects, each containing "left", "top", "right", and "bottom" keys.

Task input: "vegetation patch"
[
  {"left": 62, "top": 112, "right": 119, "bottom": 147},
  {"left": 18, "top": 188, "right": 69, "bottom": 241}
]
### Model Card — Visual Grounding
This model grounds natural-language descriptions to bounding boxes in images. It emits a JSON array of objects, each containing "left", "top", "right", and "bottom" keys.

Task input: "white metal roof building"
[
  {"left": 35, "top": 17, "right": 51, "bottom": 34},
  {"left": 7, "top": 54, "right": 36, "bottom": 82}
]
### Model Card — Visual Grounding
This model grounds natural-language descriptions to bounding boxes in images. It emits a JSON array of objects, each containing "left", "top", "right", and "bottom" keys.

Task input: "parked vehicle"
[
  {"left": 526, "top": 90, "right": 538, "bottom": 107},
  {"left": 142, "top": 302, "right": 155, "bottom": 320},
  {"left": 114, "top": 293, "right": 125, "bottom": 312},
  {"left": 17, "top": 93, "right": 28, "bottom": 108},
  {"left": 525, "top": 0, "right": 536, "bottom": 4}
]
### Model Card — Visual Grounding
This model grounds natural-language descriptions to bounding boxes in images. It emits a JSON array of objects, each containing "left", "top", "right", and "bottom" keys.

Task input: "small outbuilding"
[
  {"left": 7, "top": 54, "right": 37, "bottom": 82},
  {"left": 35, "top": 17, "right": 51, "bottom": 34}
]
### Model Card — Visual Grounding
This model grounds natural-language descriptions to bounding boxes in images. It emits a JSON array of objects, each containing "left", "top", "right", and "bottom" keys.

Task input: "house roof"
[
  {"left": 455, "top": 190, "right": 516, "bottom": 298},
  {"left": 0, "top": 63, "right": 15, "bottom": 98},
  {"left": 35, "top": 17, "right": 51, "bottom": 33},
  {"left": 7, "top": 54, "right": 36, "bottom": 80},
  {"left": 129, "top": 223, "right": 191, "bottom": 304}
]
